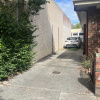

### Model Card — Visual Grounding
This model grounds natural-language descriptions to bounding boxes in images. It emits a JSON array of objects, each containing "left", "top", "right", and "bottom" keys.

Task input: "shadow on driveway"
[
  {"left": 57, "top": 49, "right": 83, "bottom": 63},
  {"left": 57, "top": 49, "right": 94, "bottom": 94},
  {"left": 79, "top": 70, "right": 94, "bottom": 94}
]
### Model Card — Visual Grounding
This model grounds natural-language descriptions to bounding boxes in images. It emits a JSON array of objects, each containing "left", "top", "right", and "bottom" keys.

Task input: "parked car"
[
  {"left": 72, "top": 32, "right": 84, "bottom": 43},
  {"left": 64, "top": 37, "right": 82, "bottom": 48}
]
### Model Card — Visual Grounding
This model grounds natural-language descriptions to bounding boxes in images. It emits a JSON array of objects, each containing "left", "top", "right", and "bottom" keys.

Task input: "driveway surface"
[{"left": 0, "top": 49, "right": 98, "bottom": 100}]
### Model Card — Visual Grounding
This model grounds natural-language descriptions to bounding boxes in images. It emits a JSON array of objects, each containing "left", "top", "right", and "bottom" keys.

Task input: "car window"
[
  {"left": 79, "top": 33, "right": 84, "bottom": 35},
  {"left": 73, "top": 33, "right": 78, "bottom": 36},
  {"left": 67, "top": 37, "right": 77, "bottom": 40}
]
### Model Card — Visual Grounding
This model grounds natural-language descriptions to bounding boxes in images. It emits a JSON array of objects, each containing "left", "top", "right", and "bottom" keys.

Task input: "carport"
[{"left": 73, "top": 0, "right": 100, "bottom": 96}]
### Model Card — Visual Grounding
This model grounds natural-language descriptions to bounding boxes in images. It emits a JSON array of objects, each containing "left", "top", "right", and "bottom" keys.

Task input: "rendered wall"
[
  {"left": 32, "top": 0, "right": 71, "bottom": 61},
  {"left": 63, "top": 14, "right": 71, "bottom": 43}
]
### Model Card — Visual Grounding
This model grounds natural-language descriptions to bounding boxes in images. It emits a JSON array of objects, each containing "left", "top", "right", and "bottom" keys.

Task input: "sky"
[{"left": 54, "top": 0, "right": 79, "bottom": 25}]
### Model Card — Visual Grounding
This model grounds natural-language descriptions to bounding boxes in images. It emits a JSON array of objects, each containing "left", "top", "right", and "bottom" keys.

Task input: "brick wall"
[
  {"left": 88, "top": 9, "right": 100, "bottom": 96},
  {"left": 88, "top": 9, "right": 100, "bottom": 55},
  {"left": 32, "top": 0, "right": 71, "bottom": 61}
]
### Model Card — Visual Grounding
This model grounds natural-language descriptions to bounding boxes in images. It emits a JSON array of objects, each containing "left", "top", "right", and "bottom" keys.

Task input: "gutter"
[{"left": 75, "top": 1, "right": 100, "bottom": 6}]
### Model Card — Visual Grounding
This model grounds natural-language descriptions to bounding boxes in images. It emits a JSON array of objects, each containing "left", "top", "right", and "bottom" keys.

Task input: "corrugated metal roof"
[
  {"left": 73, "top": 0, "right": 100, "bottom": 2},
  {"left": 73, "top": 0, "right": 100, "bottom": 29},
  {"left": 75, "top": 4, "right": 96, "bottom": 11},
  {"left": 73, "top": 0, "right": 100, "bottom": 11}
]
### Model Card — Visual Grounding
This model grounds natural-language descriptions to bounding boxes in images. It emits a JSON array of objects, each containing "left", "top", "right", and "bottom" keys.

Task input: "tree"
[
  {"left": 0, "top": 0, "right": 48, "bottom": 80},
  {"left": 72, "top": 23, "right": 81, "bottom": 29}
]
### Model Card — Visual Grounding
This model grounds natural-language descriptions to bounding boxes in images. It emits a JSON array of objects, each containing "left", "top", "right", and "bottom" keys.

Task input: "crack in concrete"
[{"left": 1, "top": 83, "right": 95, "bottom": 96}]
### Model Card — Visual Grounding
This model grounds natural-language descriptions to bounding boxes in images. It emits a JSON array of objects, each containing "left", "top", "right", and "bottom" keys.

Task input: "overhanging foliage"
[{"left": 0, "top": 0, "right": 48, "bottom": 80}]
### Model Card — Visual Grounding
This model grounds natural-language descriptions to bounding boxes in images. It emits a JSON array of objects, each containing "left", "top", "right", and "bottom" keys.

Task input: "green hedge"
[{"left": 0, "top": 3, "right": 36, "bottom": 80}]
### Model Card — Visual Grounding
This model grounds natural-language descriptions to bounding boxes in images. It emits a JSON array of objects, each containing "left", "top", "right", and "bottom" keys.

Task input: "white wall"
[{"left": 32, "top": 0, "right": 71, "bottom": 61}]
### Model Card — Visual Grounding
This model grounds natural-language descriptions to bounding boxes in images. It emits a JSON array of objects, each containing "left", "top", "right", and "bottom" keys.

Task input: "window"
[
  {"left": 67, "top": 37, "right": 77, "bottom": 40},
  {"left": 73, "top": 33, "right": 78, "bottom": 36},
  {"left": 79, "top": 33, "right": 84, "bottom": 35}
]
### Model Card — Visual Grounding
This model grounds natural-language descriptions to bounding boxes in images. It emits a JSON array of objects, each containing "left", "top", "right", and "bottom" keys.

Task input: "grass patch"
[
  {"left": 81, "top": 59, "right": 90, "bottom": 69},
  {"left": 69, "top": 48, "right": 79, "bottom": 51}
]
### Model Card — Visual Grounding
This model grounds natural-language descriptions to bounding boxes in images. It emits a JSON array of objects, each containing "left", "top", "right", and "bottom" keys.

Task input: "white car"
[
  {"left": 72, "top": 32, "right": 84, "bottom": 43},
  {"left": 64, "top": 37, "right": 82, "bottom": 48}
]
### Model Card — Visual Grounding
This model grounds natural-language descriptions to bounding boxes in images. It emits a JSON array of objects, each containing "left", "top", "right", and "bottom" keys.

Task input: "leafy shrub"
[
  {"left": 0, "top": 2, "right": 37, "bottom": 81},
  {"left": 0, "top": 0, "right": 48, "bottom": 81}
]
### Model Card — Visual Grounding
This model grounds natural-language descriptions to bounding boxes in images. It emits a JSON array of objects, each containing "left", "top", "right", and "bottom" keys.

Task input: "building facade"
[
  {"left": 73, "top": 0, "right": 100, "bottom": 96},
  {"left": 33, "top": 0, "right": 71, "bottom": 61}
]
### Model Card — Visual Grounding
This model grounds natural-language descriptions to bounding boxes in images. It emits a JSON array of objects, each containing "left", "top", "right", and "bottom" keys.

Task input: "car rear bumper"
[
  {"left": 64, "top": 42, "right": 80, "bottom": 47},
  {"left": 64, "top": 44, "right": 77, "bottom": 47}
]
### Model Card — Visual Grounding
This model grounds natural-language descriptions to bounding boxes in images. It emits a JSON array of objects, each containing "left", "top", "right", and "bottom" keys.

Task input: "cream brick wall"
[
  {"left": 63, "top": 13, "right": 71, "bottom": 45},
  {"left": 32, "top": 0, "right": 71, "bottom": 61}
]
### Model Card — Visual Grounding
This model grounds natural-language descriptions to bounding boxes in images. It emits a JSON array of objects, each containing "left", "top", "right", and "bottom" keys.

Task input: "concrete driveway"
[{"left": 0, "top": 49, "right": 98, "bottom": 100}]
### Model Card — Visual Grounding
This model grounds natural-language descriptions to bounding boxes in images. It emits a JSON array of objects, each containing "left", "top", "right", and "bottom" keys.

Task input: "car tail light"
[{"left": 65, "top": 41, "right": 68, "bottom": 42}]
